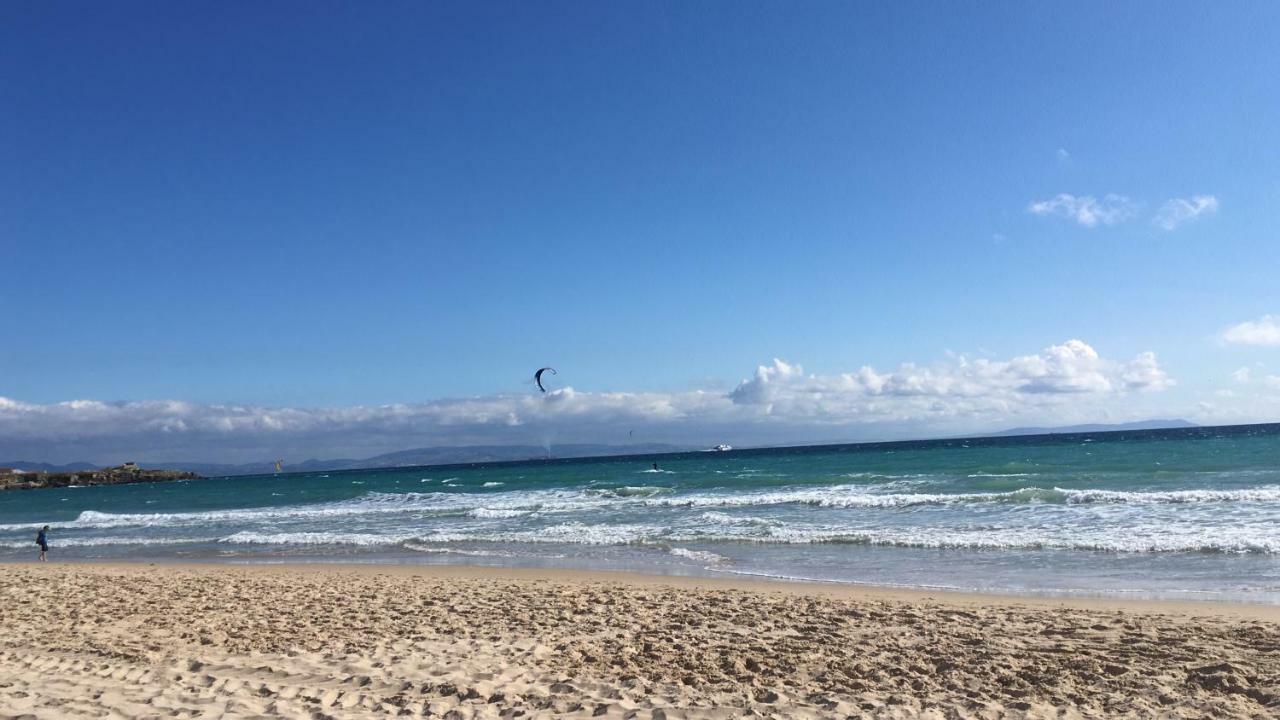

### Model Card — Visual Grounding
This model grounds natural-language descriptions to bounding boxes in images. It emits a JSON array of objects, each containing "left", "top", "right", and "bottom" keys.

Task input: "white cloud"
[
  {"left": 1056, "top": 148, "right": 1071, "bottom": 165},
  {"left": 728, "top": 340, "right": 1170, "bottom": 422},
  {"left": 1027, "top": 193, "right": 1137, "bottom": 227},
  {"left": 1266, "top": 375, "right": 1280, "bottom": 392},
  {"left": 0, "top": 340, "right": 1173, "bottom": 463},
  {"left": 1117, "top": 351, "right": 1173, "bottom": 392},
  {"left": 1222, "top": 316, "right": 1280, "bottom": 346},
  {"left": 1152, "top": 195, "right": 1218, "bottom": 231},
  {"left": 1233, "top": 367, "right": 1253, "bottom": 383}
]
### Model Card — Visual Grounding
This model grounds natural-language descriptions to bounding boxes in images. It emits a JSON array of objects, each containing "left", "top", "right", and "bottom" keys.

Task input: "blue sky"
[{"left": 3, "top": 2, "right": 1279, "bottom": 462}]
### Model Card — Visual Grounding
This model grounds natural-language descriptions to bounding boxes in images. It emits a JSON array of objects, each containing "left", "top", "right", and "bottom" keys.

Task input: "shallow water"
[{"left": 4, "top": 423, "right": 1280, "bottom": 602}]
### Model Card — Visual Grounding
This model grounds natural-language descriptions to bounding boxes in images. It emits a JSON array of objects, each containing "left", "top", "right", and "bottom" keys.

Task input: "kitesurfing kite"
[{"left": 534, "top": 367, "right": 556, "bottom": 393}]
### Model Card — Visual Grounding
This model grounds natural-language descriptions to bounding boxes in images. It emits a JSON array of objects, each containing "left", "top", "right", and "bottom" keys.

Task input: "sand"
[{"left": 2, "top": 563, "right": 1279, "bottom": 719}]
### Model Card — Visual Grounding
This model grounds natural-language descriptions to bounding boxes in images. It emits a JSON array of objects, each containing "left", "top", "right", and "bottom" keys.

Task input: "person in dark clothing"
[{"left": 36, "top": 525, "right": 48, "bottom": 562}]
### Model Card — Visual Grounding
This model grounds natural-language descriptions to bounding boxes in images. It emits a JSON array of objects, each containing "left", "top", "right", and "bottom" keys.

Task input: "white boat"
[{"left": 709, "top": 444, "right": 733, "bottom": 452}]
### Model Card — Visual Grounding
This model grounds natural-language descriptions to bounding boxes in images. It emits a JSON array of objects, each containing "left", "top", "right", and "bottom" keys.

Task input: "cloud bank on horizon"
[{"left": 1, "top": 340, "right": 1178, "bottom": 464}]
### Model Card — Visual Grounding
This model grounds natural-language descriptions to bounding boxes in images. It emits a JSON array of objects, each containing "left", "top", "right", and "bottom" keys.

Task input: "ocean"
[{"left": 4, "top": 423, "right": 1280, "bottom": 602}]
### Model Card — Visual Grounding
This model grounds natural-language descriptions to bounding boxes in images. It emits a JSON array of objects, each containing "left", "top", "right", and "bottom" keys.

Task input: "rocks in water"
[{"left": 0, "top": 465, "right": 200, "bottom": 491}]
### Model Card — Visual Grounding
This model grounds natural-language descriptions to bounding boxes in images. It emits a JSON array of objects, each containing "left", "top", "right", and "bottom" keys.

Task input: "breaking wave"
[
  {"left": 9, "top": 483, "right": 1280, "bottom": 535},
  {"left": 668, "top": 547, "right": 728, "bottom": 564},
  {"left": 194, "top": 522, "right": 1280, "bottom": 554},
  {"left": 0, "top": 536, "right": 214, "bottom": 549},
  {"left": 219, "top": 531, "right": 418, "bottom": 546}
]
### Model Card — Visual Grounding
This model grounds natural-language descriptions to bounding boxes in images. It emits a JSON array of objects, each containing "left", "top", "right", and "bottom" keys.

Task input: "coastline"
[
  {"left": 7, "top": 558, "right": 1280, "bottom": 619},
  {"left": 3, "top": 561, "right": 1279, "bottom": 718}
]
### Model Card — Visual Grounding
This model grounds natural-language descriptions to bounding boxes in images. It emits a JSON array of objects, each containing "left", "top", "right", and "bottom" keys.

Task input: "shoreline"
[
  {"left": 4, "top": 561, "right": 1279, "bottom": 717},
  {"left": 6, "top": 558, "right": 1280, "bottom": 620}
]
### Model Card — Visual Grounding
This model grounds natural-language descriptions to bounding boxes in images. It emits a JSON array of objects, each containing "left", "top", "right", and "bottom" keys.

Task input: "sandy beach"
[{"left": 1, "top": 563, "right": 1278, "bottom": 719}]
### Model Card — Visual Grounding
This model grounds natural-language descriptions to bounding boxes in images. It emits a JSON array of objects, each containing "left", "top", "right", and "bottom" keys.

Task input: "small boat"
[{"left": 709, "top": 444, "right": 733, "bottom": 452}]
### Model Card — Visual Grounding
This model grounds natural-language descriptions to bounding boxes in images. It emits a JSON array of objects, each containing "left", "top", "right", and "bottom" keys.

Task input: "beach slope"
[{"left": 2, "top": 564, "right": 1278, "bottom": 718}]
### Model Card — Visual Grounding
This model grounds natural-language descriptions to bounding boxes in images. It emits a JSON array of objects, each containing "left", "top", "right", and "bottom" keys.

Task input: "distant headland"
[{"left": 0, "top": 463, "right": 200, "bottom": 491}]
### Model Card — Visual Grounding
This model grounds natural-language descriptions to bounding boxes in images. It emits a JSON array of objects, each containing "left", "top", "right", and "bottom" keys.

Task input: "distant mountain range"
[
  {"left": 2, "top": 443, "right": 693, "bottom": 477},
  {"left": 0, "top": 461, "right": 99, "bottom": 473},
  {"left": 3, "top": 421, "right": 1200, "bottom": 477},
  {"left": 982, "top": 419, "right": 1198, "bottom": 438}
]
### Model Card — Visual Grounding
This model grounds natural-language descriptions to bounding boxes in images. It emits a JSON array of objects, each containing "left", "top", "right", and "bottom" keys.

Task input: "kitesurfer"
[{"left": 534, "top": 367, "right": 556, "bottom": 392}]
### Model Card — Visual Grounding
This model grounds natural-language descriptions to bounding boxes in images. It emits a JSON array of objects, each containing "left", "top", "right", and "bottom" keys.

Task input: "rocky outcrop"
[{"left": 0, "top": 465, "right": 200, "bottom": 491}]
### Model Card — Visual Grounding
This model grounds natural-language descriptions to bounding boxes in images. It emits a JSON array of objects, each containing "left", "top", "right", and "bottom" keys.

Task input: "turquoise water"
[{"left": 4, "top": 423, "right": 1280, "bottom": 601}]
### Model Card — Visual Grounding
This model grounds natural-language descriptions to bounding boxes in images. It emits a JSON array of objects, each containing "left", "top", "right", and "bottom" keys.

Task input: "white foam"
[
  {"left": 349, "top": 517, "right": 1280, "bottom": 555},
  {"left": 467, "top": 508, "right": 530, "bottom": 519},
  {"left": 0, "top": 520, "right": 49, "bottom": 532},
  {"left": 637, "top": 485, "right": 1280, "bottom": 509},
  {"left": 11, "top": 477, "right": 1280, "bottom": 561},
  {"left": 37, "top": 491, "right": 465, "bottom": 530},
  {"left": 18, "top": 482, "right": 1280, "bottom": 536},
  {"left": 15, "top": 521, "right": 1279, "bottom": 554},
  {"left": 669, "top": 547, "right": 727, "bottom": 564},
  {"left": 219, "top": 531, "right": 414, "bottom": 547},
  {"left": 402, "top": 543, "right": 512, "bottom": 558},
  {"left": 742, "top": 524, "right": 1280, "bottom": 554},
  {"left": 697, "top": 511, "right": 782, "bottom": 527},
  {"left": 10, "top": 513, "right": 1280, "bottom": 556},
  {"left": 416, "top": 522, "right": 660, "bottom": 546},
  {"left": 0, "top": 536, "right": 214, "bottom": 549},
  {"left": 13, "top": 477, "right": 1280, "bottom": 542},
  {"left": 636, "top": 486, "right": 1068, "bottom": 509},
  {"left": 604, "top": 484, "right": 675, "bottom": 497},
  {"left": 1059, "top": 486, "right": 1280, "bottom": 504}
]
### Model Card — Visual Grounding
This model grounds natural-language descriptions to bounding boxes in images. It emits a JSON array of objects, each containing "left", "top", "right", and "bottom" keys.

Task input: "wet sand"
[{"left": 2, "top": 562, "right": 1279, "bottom": 718}]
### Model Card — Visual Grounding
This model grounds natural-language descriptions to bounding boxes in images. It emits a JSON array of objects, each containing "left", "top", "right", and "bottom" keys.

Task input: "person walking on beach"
[{"left": 35, "top": 525, "right": 49, "bottom": 562}]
